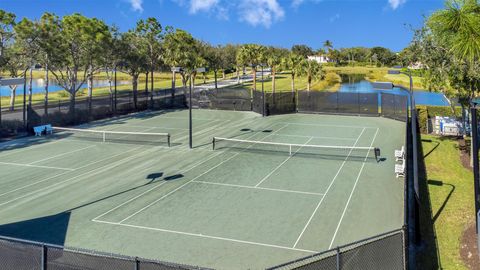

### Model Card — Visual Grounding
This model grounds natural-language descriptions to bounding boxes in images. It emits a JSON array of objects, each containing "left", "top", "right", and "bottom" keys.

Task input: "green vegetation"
[
  {"left": 416, "top": 106, "right": 463, "bottom": 133},
  {"left": 418, "top": 135, "right": 474, "bottom": 270},
  {"left": 233, "top": 73, "right": 340, "bottom": 92},
  {"left": 407, "top": 0, "right": 480, "bottom": 105}
]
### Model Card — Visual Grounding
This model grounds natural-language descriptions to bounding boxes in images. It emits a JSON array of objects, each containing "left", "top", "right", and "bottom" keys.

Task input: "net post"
[
  {"left": 289, "top": 145, "right": 292, "bottom": 156},
  {"left": 374, "top": 147, "right": 381, "bottom": 162},
  {"left": 102, "top": 132, "right": 106, "bottom": 142},
  {"left": 212, "top": 137, "right": 216, "bottom": 150},
  {"left": 167, "top": 134, "right": 171, "bottom": 147},
  {"left": 336, "top": 246, "right": 340, "bottom": 270}
]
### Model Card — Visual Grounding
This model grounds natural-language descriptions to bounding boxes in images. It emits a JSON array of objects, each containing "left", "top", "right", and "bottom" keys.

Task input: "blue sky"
[{"left": 1, "top": 0, "right": 444, "bottom": 51}]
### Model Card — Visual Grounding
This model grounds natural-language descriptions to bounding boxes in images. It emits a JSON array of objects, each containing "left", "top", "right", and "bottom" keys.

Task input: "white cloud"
[
  {"left": 329, "top": 13, "right": 340, "bottom": 23},
  {"left": 189, "top": 0, "right": 220, "bottom": 13},
  {"left": 292, "top": 0, "right": 304, "bottom": 8},
  {"left": 239, "top": 0, "right": 285, "bottom": 28},
  {"left": 388, "top": 0, "right": 406, "bottom": 10},
  {"left": 128, "top": 0, "right": 144, "bottom": 12},
  {"left": 171, "top": 0, "right": 286, "bottom": 28}
]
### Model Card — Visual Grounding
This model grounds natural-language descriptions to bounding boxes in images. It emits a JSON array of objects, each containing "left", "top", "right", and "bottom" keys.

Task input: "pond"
[
  {"left": 339, "top": 74, "right": 451, "bottom": 106},
  {"left": 0, "top": 78, "right": 130, "bottom": 97}
]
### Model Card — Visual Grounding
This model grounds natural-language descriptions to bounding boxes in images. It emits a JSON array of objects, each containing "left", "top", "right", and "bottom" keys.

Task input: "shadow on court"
[
  {"left": 0, "top": 212, "right": 71, "bottom": 245},
  {"left": 0, "top": 170, "right": 182, "bottom": 245}
]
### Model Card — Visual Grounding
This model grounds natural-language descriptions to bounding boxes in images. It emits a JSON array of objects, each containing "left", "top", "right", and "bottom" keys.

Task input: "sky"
[{"left": 1, "top": 0, "right": 445, "bottom": 51}]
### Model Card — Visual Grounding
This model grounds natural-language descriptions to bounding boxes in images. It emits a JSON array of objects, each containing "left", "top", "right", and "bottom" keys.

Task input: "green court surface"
[{"left": 0, "top": 109, "right": 405, "bottom": 269}]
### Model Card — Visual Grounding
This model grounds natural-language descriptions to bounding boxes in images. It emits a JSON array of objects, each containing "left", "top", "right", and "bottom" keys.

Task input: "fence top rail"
[{"left": 0, "top": 234, "right": 212, "bottom": 270}]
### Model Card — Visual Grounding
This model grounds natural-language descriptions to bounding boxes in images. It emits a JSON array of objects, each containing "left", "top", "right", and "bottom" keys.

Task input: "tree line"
[
  {"left": 0, "top": 9, "right": 415, "bottom": 117},
  {"left": 401, "top": 0, "right": 480, "bottom": 107},
  {"left": 0, "top": 10, "right": 331, "bottom": 115}
]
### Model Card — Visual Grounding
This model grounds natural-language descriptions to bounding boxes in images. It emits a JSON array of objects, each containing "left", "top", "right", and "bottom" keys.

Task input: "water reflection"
[{"left": 338, "top": 74, "right": 450, "bottom": 106}]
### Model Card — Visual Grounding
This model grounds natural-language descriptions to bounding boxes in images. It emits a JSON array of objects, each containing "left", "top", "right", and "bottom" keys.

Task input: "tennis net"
[
  {"left": 52, "top": 127, "right": 171, "bottom": 147},
  {"left": 212, "top": 137, "right": 380, "bottom": 161}
]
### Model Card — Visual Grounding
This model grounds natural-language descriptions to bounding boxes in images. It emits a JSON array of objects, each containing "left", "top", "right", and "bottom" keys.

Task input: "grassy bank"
[
  {"left": 234, "top": 72, "right": 341, "bottom": 92},
  {"left": 418, "top": 135, "right": 474, "bottom": 269}
]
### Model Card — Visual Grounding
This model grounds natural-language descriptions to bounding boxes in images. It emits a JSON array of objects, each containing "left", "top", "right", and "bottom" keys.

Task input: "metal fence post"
[
  {"left": 336, "top": 246, "right": 340, "bottom": 270},
  {"left": 41, "top": 244, "right": 47, "bottom": 270},
  {"left": 471, "top": 106, "right": 480, "bottom": 233},
  {"left": 134, "top": 257, "right": 139, "bottom": 270}
]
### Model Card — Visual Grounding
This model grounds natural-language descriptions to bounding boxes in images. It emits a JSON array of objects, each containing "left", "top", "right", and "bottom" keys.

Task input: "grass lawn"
[
  {"left": 418, "top": 134, "right": 475, "bottom": 269},
  {"left": 232, "top": 73, "right": 340, "bottom": 92},
  {"left": 0, "top": 71, "right": 238, "bottom": 108},
  {"left": 1, "top": 78, "right": 185, "bottom": 108}
]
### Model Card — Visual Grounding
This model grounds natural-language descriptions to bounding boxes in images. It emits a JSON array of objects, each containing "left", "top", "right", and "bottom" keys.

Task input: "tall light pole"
[{"left": 261, "top": 64, "right": 265, "bottom": 117}]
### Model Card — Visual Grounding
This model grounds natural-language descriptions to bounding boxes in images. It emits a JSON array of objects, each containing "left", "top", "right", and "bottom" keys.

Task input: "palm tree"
[
  {"left": 428, "top": 0, "right": 480, "bottom": 63},
  {"left": 282, "top": 53, "right": 304, "bottom": 94},
  {"left": 266, "top": 48, "right": 283, "bottom": 95},
  {"left": 237, "top": 44, "right": 266, "bottom": 95},
  {"left": 300, "top": 59, "right": 324, "bottom": 92},
  {"left": 323, "top": 40, "right": 333, "bottom": 52}
]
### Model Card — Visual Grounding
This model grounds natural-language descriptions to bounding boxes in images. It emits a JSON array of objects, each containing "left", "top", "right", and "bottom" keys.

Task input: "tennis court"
[{"left": 0, "top": 109, "right": 405, "bottom": 269}]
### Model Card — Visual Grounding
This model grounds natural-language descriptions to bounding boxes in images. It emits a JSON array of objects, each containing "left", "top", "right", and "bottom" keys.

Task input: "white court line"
[
  {"left": 29, "top": 145, "right": 96, "bottom": 165},
  {"left": 254, "top": 137, "right": 314, "bottom": 188},
  {"left": 118, "top": 123, "right": 285, "bottom": 224},
  {"left": 118, "top": 152, "right": 241, "bottom": 224},
  {"left": 279, "top": 122, "right": 375, "bottom": 129},
  {"left": 0, "top": 139, "right": 70, "bottom": 158},
  {"left": 0, "top": 147, "right": 148, "bottom": 198},
  {"left": 92, "top": 151, "right": 224, "bottom": 221},
  {"left": 328, "top": 128, "right": 380, "bottom": 249},
  {"left": 0, "top": 145, "right": 156, "bottom": 207},
  {"left": 192, "top": 180, "right": 324, "bottom": 196},
  {"left": 273, "top": 134, "right": 356, "bottom": 141},
  {"left": 0, "top": 161, "right": 74, "bottom": 171},
  {"left": 93, "top": 219, "right": 318, "bottom": 254},
  {"left": 171, "top": 119, "right": 233, "bottom": 143},
  {"left": 292, "top": 127, "right": 366, "bottom": 248}
]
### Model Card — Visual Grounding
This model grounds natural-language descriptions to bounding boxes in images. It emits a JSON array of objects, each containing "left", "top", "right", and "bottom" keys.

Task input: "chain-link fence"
[
  {"left": 0, "top": 235, "right": 209, "bottom": 270},
  {"left": 0, "top": 87, "right": 189, "bottom": 138},
  {"left": 297, "top": 91, "right": 379, "bottom": 116},
  {"left": 188, "top": 88, "right": 252, "bottom": 111},
  {"left": 381, "top": 93, "right": 408, "bottom": 121},
  {"left": 267, "top": 229, "right": 406, "bottom": 270}
]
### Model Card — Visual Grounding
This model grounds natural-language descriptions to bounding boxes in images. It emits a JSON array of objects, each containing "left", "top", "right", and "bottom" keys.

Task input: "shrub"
[
  {"left": 324, "top": 72, "right": 341, "bottom": 85},
  {"left": 417, "top": 106, "right": 428, "bottom": 133},
  {"left": 0, "top": 120, "right": 25, "bottom": 136},
  {"left": 427, "top": 106, "right": 462, "bottom": 118}
]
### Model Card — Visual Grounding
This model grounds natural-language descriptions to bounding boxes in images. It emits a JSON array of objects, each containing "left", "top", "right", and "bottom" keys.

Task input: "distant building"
[{"left": 307, "top": 55, "right": 330, "bottom": 63}]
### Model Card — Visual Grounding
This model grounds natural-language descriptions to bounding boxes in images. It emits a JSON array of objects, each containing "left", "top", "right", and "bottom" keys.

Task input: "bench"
[
  {"left": 395, "top": 160, "right": 405, "bottom": 178},
  {"left": 395, "top": 146, "right": 405, "bottom": 162},
  {"left": 33, "top": 126, "right": 45, "bottom": 136},
  {"left": 33, "top": 124, "right": 53, "bottom": 136},
  {"left": 45, "top": 124, "right": 53, "bottom": 135}
]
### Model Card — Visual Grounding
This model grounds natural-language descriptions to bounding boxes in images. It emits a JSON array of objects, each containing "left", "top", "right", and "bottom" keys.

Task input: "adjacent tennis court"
[{"left": 0, "top": 109, "right": 405, "bottom": 269}]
